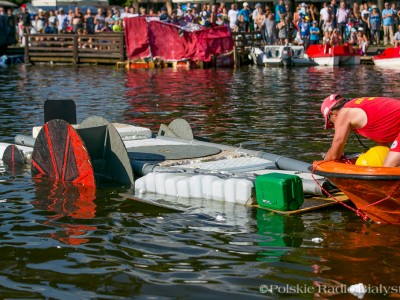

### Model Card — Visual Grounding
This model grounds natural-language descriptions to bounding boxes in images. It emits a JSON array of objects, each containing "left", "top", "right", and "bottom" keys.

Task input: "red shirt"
[{"left": 344, "top": 97, "right": 400, "bottom": 143}]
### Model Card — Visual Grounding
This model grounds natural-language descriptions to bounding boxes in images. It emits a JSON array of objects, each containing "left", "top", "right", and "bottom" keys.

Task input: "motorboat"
[
  {"left": 373, "top": 46, "right": 400, "bottom": 67},
  {"left": 312, "top": 160, "right": 400, "bottom": 224},
  {"left": 250, "top": 45, "right": 315, "bottom": 67},
  {"left": 306, "top": 44, "right": 361, "bottom": 66}
]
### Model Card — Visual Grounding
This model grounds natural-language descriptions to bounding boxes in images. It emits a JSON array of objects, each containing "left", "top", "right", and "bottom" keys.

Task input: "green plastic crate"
[{"left": 255, "top": 173, "right": 304, "bottom": 211}]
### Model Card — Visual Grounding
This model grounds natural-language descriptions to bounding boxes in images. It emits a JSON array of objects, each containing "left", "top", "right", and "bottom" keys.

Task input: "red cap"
[{"left": 321, "top": 94, "right": 344, "bottom": 129}]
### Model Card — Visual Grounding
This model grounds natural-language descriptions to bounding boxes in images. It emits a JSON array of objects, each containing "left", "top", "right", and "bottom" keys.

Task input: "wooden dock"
[
  {"left": 232, "top": 31, "right": 263, "bottom": 67},
  {"left": 23, "top": 33, "right": 125, "bottom": 65},
  {"left": 13, "top": 33, "right": 387, "bottom": 67}
]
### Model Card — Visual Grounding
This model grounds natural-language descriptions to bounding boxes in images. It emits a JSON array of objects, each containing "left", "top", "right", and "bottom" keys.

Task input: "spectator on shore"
[
  {"left": 238, "top": 2, "right": 251, "bottom": 28},
  {"left": 84, "top": 8, "right": 95, "bottom": 34},
  {"left": 170, "top": 9, "right": 179, "bottom": 24},
  {"left": 185, "top": 8, "right": 194, "bottom": 23},
  {"left": 330, "top": 0, "right": 338, "bottom": 28},
  {"left": 148, "top": 8, "right": 156, "bottom": 16},
  {"left": 235, "top": 13, "right": 249, "bottom": 32},
  {"left": 392, "top": 3, "right": 398, "bottom": 30},
  {"left": 277, "top": 18, "right": 288, "bottom": 45},
  {"left": 94, "top": 17, "right": 107, "bottom": 32},
  {"left": 221, "top": 7, "right": 228, "bottom": 24},
  {"left": 112, "top": 19, "right": 123, "bottom": 32},
  {"left": 252, "top": 3, "right": 263, "bottom": 31},
  {"left": 159, "top": 7, "right": 169, "bottom": 21},
  {"left": 254, "top": 6, "right": 265, "bottom": 32},
  {"left": 72, "top": 7, "right": 84, "bottom": 33},
  {"left": 275, "top": 0, "right": 286, "bottom": 23},
  {"left": 336, "top": 1, "right": 349, "bottom": 42},
  {"left": 309, "top": 3, "right": 319, "bottom": 23},
  {"left": 105, "top": 9, "right": 114, "bottom": 30},
  {"left": 200, "top": 4, "right": 210, "bottom": 24},
  {"left": 36, "top": 9, "right": 46, "bottom": 34},
  {"left": 94, "top": 8, "right": 105, "bottom": 27},
  {"left": 393, "top": 24, "right": 400, "bottom": 47},
  {"left": 294, "top": 30, "right": 304, "bottom": 45},
  {"left": 323, "top": 30, "right": 331, "bottom": 45},
  {"left": 113, "top": 9, "right": 121, "bottom": 22},
  {"left": 382, "top": 2, "right": 395, "bottom": 45},
  {"left": 210, "top": 4, "right": 218, "bottom": 25},
  {"left": 47, "top": 10, "right": 57, "bottom": 34},
  {"left": 323, "top": 15, "right": 333, "bottom": 33},
  {"left": 310, "top": 20, "right": 320, "bottom": 45},
  {"left": 369, "top": 5, "right": 381, "bottom": 45},
  {"left": 357, "top": 27, "right": 369, "bottom": 55},
  {"left": 262, "top": 12, "right": 276, "bottom": 44},
  {"left": 228, "top": 3, "right": 239, "bottom": 31},
  {"left": 121, "top": 6, "right": 130, "bottom": 19},
  {"left": 217, "top": 2, "right": 225, "bottom": 15},
  {"left": 298, "top": 15, "right": 310, "bottom": 48},
  {"left": 129, "top": 7, "right": 138, "bottom": 17},
  {"left": 348, "top": 27, "right": 358, "bottom": 49},
  {"left": 320, "top": 1, "right": 330, "bottom": 29},
  {"left": 56, "top": 7, "right": 67, "bottom": 33},
  {"left": 67, "top": 10, "right": 74, "bottom": 29},
  {"left": 330, "top": 27, "right": 342, "bottom": 45},
  {"left": 20, "top": 6, "right": 31, "bottom": 35},
  {"left": 361, "top": 2, "right": 370, "bottom": 41},
  {"left": 176, "top": 3, "right": 183, "bottom": 17}
]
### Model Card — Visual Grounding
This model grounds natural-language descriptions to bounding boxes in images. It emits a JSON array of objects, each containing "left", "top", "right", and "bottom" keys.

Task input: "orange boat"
[{"left": 312, "top": 160, "right": 400, "bottom": 224}]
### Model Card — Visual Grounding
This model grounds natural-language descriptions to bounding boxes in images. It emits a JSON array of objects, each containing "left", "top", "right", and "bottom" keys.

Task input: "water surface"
[{"left": 1, "top": 64, "right": 400, "bottom": 299}]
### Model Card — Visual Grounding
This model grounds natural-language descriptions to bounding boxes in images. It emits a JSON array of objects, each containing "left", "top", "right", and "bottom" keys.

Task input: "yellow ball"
[{"left": 355, "top": 146, "right": 390, "bottom": 167}]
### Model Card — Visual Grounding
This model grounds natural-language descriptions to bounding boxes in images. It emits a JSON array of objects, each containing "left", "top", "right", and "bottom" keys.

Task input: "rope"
[
  {"left": 354, "top": 133, "right": 370, "bottom": 151},
  {"left": 311, "top": 161, "right": 373, "bottom": 222}
]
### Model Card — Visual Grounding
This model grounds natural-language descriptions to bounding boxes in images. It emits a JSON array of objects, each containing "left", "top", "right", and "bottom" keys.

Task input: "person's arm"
[{"left": 324, "top": 109, "right": 354, "bottom": 161}]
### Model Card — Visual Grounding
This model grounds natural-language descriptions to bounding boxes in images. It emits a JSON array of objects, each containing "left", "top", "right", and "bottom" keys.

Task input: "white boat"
[
  {"left": 306, "top": 44, "right": 360, "bottom": 66},
  {"left": 250, "top": 45, "right": 315, "bottom": 67},
  {"left": 373, "top": 46, "right": 400, "bottom": 67}
]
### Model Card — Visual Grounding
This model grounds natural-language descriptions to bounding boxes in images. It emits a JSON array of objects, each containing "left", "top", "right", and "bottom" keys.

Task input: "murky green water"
[{"left": 1, "top": 64, "right": 400, "bottom": 299}]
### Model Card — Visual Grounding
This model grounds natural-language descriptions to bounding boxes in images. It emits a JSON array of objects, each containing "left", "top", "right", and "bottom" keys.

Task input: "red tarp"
[{"left": 124, "top": 17, "right": 233, "bottom": 62}]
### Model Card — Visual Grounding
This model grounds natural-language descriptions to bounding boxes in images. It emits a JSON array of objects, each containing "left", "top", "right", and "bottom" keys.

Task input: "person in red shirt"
[{"left": 321, "top": 94, "right": 400, "bottom": 167}]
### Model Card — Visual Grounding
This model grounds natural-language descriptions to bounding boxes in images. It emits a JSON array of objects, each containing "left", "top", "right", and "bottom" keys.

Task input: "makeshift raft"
[{"left": 0, "top": 100, "right": 348, "bottom": 215}]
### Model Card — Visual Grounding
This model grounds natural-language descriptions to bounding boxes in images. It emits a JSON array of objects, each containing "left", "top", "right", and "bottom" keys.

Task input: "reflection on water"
[
  {"left": 1, "top": 64, "right": 400, "bottom": 298},
  {"left": 32, "top": 178, "right": 97, "bottom": 245}
]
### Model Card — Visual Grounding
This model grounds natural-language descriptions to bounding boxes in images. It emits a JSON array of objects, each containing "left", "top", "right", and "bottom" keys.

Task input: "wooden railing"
[
  {"left": 231, "top": 31, "right": 264, "bottom": 52},
  {"left": 231, "top": 31, "right": 264, "bottom": 67},
  {"left": 24, "top": 33, "right": 125, "bottom": 65}
]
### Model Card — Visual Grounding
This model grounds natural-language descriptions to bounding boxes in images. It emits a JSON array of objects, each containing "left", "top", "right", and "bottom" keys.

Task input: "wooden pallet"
[{"left": 120, "top": 192, "right": 350, "bottom": 215}]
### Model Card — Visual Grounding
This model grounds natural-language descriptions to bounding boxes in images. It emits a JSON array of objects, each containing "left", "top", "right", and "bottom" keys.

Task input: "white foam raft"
[{"left": 0, "top": 120, "right": 345, "bottom": 212}]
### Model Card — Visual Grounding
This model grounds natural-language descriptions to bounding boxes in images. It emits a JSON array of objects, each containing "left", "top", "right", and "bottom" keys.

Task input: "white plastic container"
[
  {"left": 224, "top": 178, "right": 253, "bottom": 204},
  {"left": 202, "top": 175, "right": 219, "bottom": 200},
  {"left": 177, "top": 177, "right": 191, "bottom": 198},
  {"left": 190, "top": 175, "right": 204, "bottom": 199},
  {"left": 211, "top": 178, "right": 225, "bottom": 201},
  {"left": 145, "top": 172, "right": 157, "bottom": 193},
  {"left": 155, "top": 173, "right": 170, "bottom": 195},
  {"left": 134, "top": 177, "right": 146, "bottom": 191},
  {"left": 165, "top": 175, "right": 188, "bottom": 197},
  {"left": 235, "top": 179, "right": 253, "bottom": 204},
  {"left": 224, "top": 178, "right": 237, "bottom": 203}
]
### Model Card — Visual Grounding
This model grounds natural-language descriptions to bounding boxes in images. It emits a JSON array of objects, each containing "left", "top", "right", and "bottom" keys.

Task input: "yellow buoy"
[{"left": 355, "top": 146, "right": 390, "bottom": 167}]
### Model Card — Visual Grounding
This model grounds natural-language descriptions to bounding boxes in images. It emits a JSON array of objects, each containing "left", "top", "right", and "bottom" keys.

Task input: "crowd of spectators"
[
  {"left": 226, "top": 0, "right": 400, "bottom": 55},
  {"left": 2, "top": 1, "right": 400, "bottom": 54}
]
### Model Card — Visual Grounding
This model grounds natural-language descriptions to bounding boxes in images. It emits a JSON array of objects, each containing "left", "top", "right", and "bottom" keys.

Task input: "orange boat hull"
[{"left": 312, "top": 161, "right": 400, "bottom": 224}]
